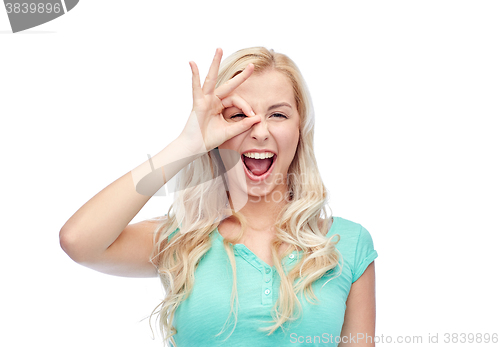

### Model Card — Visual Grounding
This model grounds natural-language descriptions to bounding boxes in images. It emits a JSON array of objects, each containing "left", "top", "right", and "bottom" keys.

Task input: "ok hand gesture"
[{"left": 179, "top": 48, "right": 261, "bottom": 154}]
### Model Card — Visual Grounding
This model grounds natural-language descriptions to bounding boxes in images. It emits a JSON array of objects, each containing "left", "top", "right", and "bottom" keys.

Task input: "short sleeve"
[{"left": 352, "top": 225, "right": 378, "bottom": 283}]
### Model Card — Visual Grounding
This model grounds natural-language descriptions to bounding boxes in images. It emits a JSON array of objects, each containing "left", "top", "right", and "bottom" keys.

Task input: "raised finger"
[
  {"left": 189, "top": 61, "right": 203, "bottom": 101},
  {"left": 215, "top": 63, "right": 254, "bottom": 99},
  {"left": 202, "top": 48, "right": 223, "bottom": 95}
]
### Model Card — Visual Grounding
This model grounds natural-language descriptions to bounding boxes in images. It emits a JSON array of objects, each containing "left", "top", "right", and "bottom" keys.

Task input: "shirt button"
[
  {"left": 265, "top": 277, "right": 271, "bottom": 283},
  {"left": 265, "top": 268, "right": 271, "bottom": 274},
  {"left": 264, "top": 289, "right": 271, "bottom": 295},
  {"left": 289, "top": 254, "right": 295, "bottom": 259}
]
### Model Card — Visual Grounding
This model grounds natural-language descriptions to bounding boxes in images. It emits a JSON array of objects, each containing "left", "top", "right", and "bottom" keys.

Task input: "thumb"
[
  {"left": 240, "top": 115, "right": 261, "bottom": 132},
  {"left": 226, "top": 116, "right": 261, "bottom": 139}
]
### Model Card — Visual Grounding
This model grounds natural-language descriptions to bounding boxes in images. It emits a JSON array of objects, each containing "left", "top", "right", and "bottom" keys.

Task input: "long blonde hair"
[{"left": 147, "top": 46, "right": 341, "bottom": 346}]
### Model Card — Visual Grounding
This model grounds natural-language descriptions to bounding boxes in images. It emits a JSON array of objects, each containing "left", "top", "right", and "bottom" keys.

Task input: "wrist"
[{"left": 174, "top": 134, "right": 208, "bottom": 158}]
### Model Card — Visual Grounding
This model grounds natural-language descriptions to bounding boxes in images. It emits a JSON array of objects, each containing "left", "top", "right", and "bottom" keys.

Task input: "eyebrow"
[
  {"left": 268, "top": 102, "right": 292, "bottom": 111},
  {"left": 225, "top": 102, "right": 292, "bottom": 114}
]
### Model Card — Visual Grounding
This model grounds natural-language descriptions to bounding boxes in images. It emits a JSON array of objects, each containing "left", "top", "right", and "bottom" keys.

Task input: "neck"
[{"left": 226, "top": 183, "right": 290, "bottom": 232}]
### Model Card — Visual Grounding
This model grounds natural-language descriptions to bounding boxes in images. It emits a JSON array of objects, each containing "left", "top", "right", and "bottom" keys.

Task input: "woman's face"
[{"left": 219, "top": 69, "right": 300, "bottom": 201}]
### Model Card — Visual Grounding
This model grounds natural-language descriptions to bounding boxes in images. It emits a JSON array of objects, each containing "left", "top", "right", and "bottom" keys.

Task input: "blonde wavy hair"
[{"left": 146, "top": 46, "right": 342, "bottom": 347}]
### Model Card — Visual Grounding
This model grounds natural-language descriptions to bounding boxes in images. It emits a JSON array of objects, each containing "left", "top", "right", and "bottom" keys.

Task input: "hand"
[{"left": 178, "top": 48, "right": 261, "bottom": 154}]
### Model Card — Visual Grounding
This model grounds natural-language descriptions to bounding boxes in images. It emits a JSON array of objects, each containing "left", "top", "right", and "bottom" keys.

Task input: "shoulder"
[
  {"left": 326, "top": 216, "right": 368, "bottom": 246},
  {"left": 326, "top": 216, "right": 378, "bottom": 283}
]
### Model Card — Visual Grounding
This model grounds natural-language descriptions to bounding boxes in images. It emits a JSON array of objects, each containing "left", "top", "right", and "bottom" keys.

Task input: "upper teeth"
[{"left": 243, "top": 152, "right": 275, "bottom": 159}]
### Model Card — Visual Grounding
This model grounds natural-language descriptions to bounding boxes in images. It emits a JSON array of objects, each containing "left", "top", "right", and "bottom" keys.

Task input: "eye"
[
  {"left": 230, "top": 113, "right": 288, "bottom": 119},
  {"left": 230, "top": 113, "right": 246, "bottom": 119},
  {"left": 271, "top": 113, "right": 287, "bottom": 119}
]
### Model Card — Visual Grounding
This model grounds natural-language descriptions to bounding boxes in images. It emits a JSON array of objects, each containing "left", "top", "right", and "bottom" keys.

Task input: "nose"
[{"left": 249, "top": 115, "right": 269, "bottom": 141}]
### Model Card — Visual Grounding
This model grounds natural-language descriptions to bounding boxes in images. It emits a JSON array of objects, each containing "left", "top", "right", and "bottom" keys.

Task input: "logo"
[{"left": 3, "top": 0, "right": 79, "bottom": 33}]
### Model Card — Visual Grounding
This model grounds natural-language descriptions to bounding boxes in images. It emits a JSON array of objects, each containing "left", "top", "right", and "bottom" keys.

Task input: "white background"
[{"left": 1, "top": 1, "right": 499, "bottom": 346}]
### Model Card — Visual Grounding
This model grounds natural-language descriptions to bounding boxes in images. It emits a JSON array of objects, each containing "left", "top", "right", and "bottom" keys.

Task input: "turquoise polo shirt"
[{"left": 162, "top": 216, "right": 378, "bottom": 346}]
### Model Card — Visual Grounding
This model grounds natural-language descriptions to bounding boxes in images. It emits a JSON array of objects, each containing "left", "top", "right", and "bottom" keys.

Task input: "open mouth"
[{"left": 241, "top": 153, "right": 277, "bottom": 182}]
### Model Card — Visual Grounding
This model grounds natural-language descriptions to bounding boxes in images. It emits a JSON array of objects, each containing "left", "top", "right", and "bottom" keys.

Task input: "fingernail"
[{"left": 251, "top": 111, "right": 256, "bottom": 116}]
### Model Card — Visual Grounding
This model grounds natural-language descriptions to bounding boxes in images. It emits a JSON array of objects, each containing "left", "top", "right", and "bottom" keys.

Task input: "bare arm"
[
  {"left": 59, "top": 136, "right": 202, "bottom": 277},
  {"left": 59, "top": 48, "right": 260, "bottom": 278},
  {"left": 338, "top": 262, "right": 376, "bottom": 347}
]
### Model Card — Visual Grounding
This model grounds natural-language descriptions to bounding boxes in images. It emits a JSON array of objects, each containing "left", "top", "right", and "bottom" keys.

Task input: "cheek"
[
  {"left": 280, "top": 125, "right": 300, "bottom": 143},
  {"left": 217, "top": 136, "right": 245, "bottom": 168},
  {"left": 275, "top": 130, "right": 300, "bottom": 159},
  {"left": 218, "top": 135, "right": 240, "bottom": 151}
]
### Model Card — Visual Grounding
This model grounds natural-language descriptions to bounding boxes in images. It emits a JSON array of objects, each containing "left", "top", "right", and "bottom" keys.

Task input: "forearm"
[{"left": 59, "top": 136, "right": 202, "bottom": 261}]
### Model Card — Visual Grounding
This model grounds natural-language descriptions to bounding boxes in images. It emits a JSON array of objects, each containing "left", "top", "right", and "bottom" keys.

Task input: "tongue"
[{"left": 243, "top": 157, "right": 273, "bottom": 176}]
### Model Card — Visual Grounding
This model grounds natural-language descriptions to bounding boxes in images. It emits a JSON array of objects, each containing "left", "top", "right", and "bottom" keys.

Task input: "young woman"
[{"left": 60, "top": 47, "right": 378, "bottom": 347}]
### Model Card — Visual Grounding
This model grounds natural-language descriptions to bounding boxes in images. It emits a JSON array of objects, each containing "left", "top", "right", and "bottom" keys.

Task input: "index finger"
[{"left": 215, "top": 63, "right": 255, "bottom": 99}]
